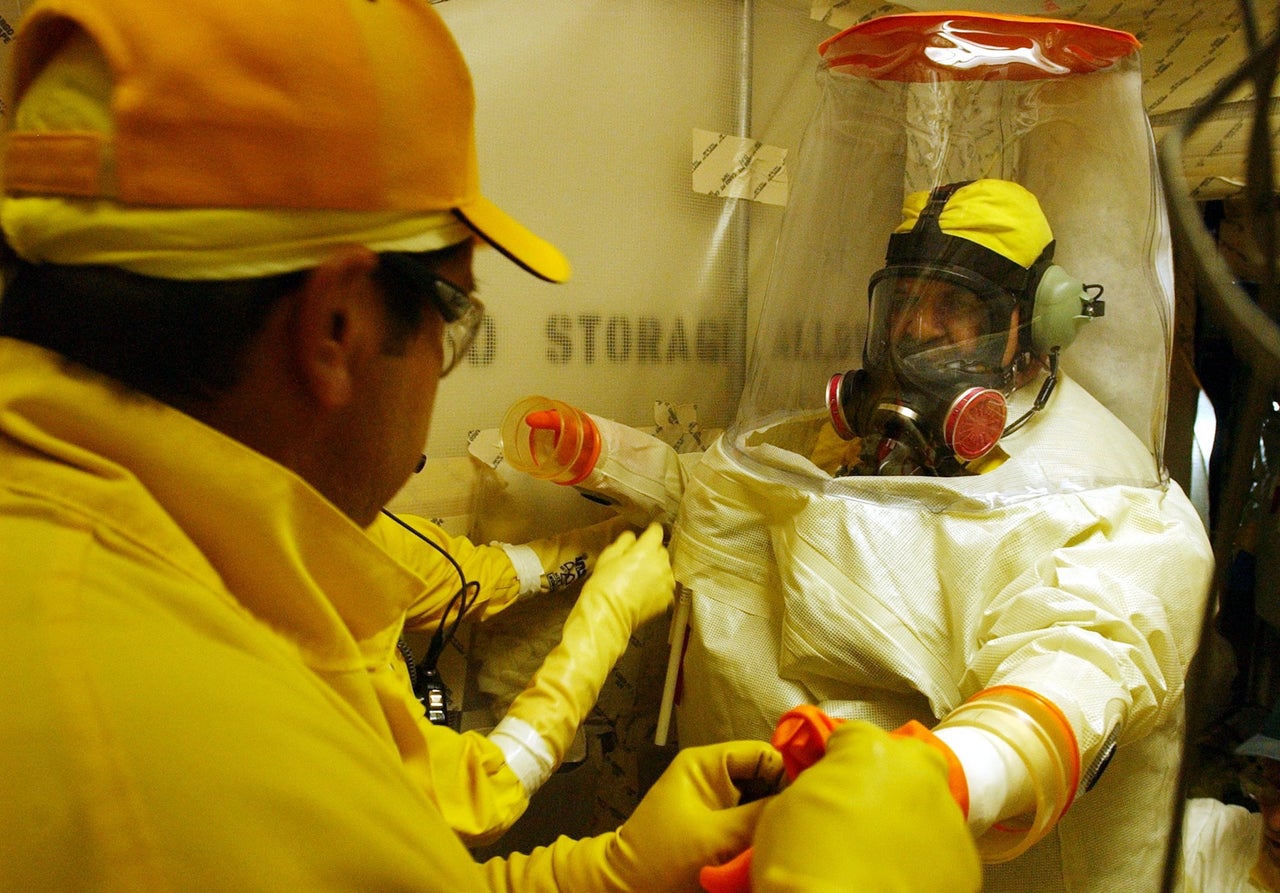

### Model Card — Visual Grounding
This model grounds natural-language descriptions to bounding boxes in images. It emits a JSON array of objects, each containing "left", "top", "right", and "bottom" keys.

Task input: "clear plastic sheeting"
[
  {"left": 735, "top": 13, "right": 1175, "bottom": 494},
  {"left": 429, "top": 1, "right": 755, "bottom": 458}
]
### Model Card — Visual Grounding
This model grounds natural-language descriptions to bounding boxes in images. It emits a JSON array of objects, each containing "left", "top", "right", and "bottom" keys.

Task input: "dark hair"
[
  {"left": 0, "top": 249, "right": 445, "bottom": 405},
  {"left": 0, "top": 260, "right": 304, "bottom": 405}
]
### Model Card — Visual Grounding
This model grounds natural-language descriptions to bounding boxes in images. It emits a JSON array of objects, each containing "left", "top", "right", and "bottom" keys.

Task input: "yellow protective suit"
[
  {"left": 672, "top": 372, "right": 1214, "bottom": 892},
  {"left": 0, "top": 338, "right": 771, "bottom": 892},
  {"left": 368, "top": 507, "right": 640, "bottom": 842},
  {"left": 366, "top": 504, "right": 640, "bottom": 839},
  {"left": 369, "top": 509, "right": 634, "bottom": 630}
]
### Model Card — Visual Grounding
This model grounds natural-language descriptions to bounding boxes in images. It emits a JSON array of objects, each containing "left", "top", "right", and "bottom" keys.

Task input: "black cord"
[
  {"left": 1004, "top": 347, "right": 1061, "bottom": 437},
  {"left": 381, "top": 508, "right": 480, "bottom": 725}
]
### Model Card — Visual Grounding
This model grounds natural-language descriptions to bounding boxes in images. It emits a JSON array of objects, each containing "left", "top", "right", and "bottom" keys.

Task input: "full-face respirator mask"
[{"left": 826, "top": 180, "right": 1104, "bottom": 476}]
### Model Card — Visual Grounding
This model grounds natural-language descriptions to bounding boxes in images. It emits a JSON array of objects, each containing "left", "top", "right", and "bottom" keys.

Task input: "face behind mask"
[
  {"left": 823, "top": 180, "right": 1104, "bottom": 477},
  {"left": 826, "top": 270, "right": 1018, "bottom": 476}
]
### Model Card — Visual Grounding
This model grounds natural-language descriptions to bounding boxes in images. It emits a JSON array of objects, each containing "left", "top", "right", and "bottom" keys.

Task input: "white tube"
[
  {"left": 577, "top": 413, "right": 684, "bottom": 525},
  {"left": 654, "top": 584, "right": 691, "bottom": 746}
]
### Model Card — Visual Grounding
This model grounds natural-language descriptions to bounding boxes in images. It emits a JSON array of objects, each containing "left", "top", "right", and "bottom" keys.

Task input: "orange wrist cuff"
[{"left": 891, "top": 719, "right": 971, "bottom": 819}]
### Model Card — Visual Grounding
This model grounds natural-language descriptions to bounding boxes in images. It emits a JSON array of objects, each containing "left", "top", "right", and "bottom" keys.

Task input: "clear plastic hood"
[{"left": 733, "top": 12, "right": 1173, "bottom": 491}]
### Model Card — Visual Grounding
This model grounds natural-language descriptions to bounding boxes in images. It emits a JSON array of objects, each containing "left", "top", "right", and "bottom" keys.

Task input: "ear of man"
[{"left": 291, "top": 246, "right": 385, "bottom": 410}]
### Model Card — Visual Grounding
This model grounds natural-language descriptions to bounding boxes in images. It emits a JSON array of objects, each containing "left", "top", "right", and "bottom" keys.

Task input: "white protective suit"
[{"left": 669, "top": 368, "right": 1212, "bottom": 892}]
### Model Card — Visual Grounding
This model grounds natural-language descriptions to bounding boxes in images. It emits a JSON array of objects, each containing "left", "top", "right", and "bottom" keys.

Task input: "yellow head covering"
[
  {"left": 1, "top": 0, "right": 570, "bottom": 282},
  {"left": 895, "top": 179, "right": 1053, "bottom": 269}
]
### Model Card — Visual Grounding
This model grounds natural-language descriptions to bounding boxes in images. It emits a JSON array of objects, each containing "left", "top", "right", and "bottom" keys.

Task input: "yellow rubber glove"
[
  {"left": 750, "top": 721, "right": 981, "bottom": 893},
  {"left": 488, "top": 522, "right": 675, "bottom": 796},
  {"left": 486, "top": 739, "right": 785, "bottom": 893}
]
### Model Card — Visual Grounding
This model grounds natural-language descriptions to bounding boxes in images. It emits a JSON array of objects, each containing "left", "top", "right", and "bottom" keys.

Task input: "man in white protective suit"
[{"left": 667, "top": 178, "right": 1214, "bottom": 892}]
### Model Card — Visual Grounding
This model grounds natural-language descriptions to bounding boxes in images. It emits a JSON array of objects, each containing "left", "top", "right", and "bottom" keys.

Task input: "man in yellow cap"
[{"left": 0, "top": 1, "right": 978, "bottom": 890}]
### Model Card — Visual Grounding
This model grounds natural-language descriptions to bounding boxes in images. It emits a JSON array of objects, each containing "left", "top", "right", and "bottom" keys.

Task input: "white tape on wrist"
[
  {"left": 934, "top": 724, "right": 1033, "bottom": 835},
  {"left": 488, "top": 715, "right": 558, "bottom": 796},
  {"left": 497, "top": 542, "right": 544, "bottom": 599}
]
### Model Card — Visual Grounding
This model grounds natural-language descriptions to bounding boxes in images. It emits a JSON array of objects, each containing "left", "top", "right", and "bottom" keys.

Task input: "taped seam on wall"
[{"left": 691, "top": 129, "right": 788, "bottom": 205}]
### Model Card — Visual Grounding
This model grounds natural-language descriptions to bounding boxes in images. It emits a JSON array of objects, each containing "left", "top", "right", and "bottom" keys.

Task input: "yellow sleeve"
[
  {"left": 404, "top": 723, "right": 532, "bottom": 848},
  {"left": 481, "top": 836, "right": 609, "bottom": 893},
  {"left": 378, "top": 649, "right": 531, "bottom": 846},
  {"left": 492, "top": 524, "right": 672, "bottom": 795},
  {"left": 367, "top": 512, "right": 523, "bottom": 627},
  {"left": 368, "top": 513, "right": 643, "bottom": 845},
  {"left": 370, "top": 511, "right": 636, "bottom": 627}
]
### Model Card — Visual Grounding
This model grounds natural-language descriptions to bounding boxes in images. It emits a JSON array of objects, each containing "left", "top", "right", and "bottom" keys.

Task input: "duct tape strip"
[
  {"left": 496, "top": 542, "right": 546, "bottom": 600},
  {"left": 488, "top": 715, "right": 558, "bottom": 797},
  {"left": 691, "top": 129, "right": 788, "bottom": 206}
]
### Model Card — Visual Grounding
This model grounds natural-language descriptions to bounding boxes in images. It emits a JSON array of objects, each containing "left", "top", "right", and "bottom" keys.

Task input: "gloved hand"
[
  {"left": 750, "top": 720, "right": 981, "bottom": 893},
  {"left": 547, "top": 739, "right": 785, "bottom": 893},
  {"left": 701, "top": 706, "right": 972, "bottom": 893},
  {"left": 489, "top": 522, "right": 675, "bottom": 795}
]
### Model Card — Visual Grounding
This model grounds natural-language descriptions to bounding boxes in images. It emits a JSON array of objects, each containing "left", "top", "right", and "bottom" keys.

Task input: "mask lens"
[{"left": 867, "top": 270, "right": 1015, "bottom": 391}]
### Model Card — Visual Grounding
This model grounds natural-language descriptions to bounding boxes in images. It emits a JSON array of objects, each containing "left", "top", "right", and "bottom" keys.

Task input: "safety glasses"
[
  {"left": 437, "top": 294, "right": 484, "bottom": 377},
  {"left": 377, "top": 251, "right": 485, "bottom": 377}
]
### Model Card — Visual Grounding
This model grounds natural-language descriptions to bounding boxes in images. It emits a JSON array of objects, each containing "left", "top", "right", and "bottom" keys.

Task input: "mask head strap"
[{"left": 883, "top": 181, "right": 1049, "bottom": 300}]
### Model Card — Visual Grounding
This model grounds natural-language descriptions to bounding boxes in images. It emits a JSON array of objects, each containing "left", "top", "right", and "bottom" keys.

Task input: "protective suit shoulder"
[{"left": 367, "top": 512, "right": 522, "bottom": 627}]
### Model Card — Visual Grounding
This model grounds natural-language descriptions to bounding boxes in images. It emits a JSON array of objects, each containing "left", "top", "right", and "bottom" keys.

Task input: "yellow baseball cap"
[{"left": 2, "top": 0, "right": 571, "bottom": 283}]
